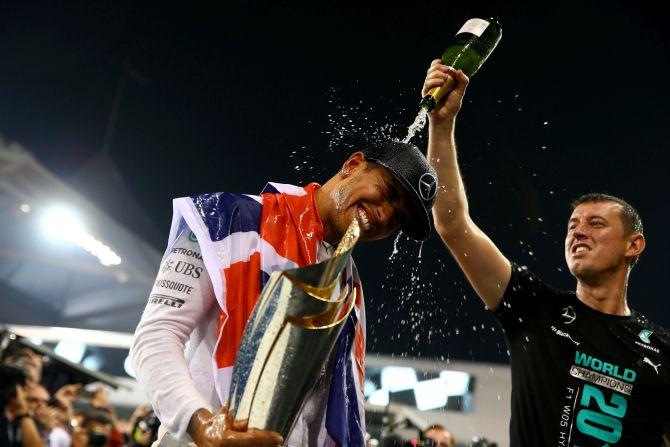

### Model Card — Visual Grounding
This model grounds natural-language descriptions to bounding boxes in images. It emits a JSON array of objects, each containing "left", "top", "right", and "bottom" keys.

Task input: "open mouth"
[
  {"left": 356, "top": 206, "right": 371, "bottom": 232},
  {"left": 572, "top": 243, "right": 590, "bottom": 256}
]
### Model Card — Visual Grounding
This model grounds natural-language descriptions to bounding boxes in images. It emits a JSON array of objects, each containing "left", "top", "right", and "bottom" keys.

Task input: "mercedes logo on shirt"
[
  {"left": 419, "top": 173, "right": 437, "bottom": 201},
  {"left": 561, "top": 306, "right": 576, "bottom": 324}
]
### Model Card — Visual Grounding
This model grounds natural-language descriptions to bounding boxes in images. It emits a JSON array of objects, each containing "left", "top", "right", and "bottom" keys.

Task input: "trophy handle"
[
  {"left": 287, "top": 286, "right": 357, "bottom": 330},
  {"left": 283, "top": 273, "right": 345, "bottom": 303}
]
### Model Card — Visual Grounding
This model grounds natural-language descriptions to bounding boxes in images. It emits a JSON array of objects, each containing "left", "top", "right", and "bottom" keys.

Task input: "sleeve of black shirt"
[{"left": 494, "top": 262, "right": 560, "bottom": 334}]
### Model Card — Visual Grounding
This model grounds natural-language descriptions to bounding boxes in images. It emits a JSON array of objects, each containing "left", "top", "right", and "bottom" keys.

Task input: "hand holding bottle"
[
  {"left": 188, "top": 405, "right": 283, "bottom": 447},
  {"left": 422, "top": 61, "right": 469, "bottom": 124}
]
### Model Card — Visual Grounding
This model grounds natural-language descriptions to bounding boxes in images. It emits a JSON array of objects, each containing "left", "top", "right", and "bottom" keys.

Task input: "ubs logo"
[
  {"left": 419, "top": 173, "right": 437, "bottom": 201},
  {"left": 175, "top": 261, "right": 203, "bottom": 279}
]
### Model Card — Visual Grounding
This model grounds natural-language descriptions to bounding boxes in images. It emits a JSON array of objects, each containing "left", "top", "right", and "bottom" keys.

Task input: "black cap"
[{"left": 362, "top": 141, "right": 438, "bottom": 241}]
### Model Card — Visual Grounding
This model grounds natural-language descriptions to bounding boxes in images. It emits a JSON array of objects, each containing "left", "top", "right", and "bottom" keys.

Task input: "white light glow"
[
  {"left": 8, "top": 325, "right": 134, "bottom": 349},
  {"left": 123, "top": 355, "right": 136, "bottom": 378},
  {"left": 363, "top": 379, "right": 377, "bottom": 397},
  {"left": 439, "top": 370, "right": 471, "bottom": 396},
  {"left": 54, "top": 340, "right": 86, "bottom": 363},
  {"left": 42, "top": 206, "right": 84, "bottom": 240},
  {"left": 82, "top": 355, "right": 103, "bottom": 371},
  {"left": 20, "top": 203, "right": 31, "bottom": 213},
  {"left": 413, "top": 378, "right": 449, "bottom": 411},
  {"left": 368, "top": 389, "right": 389, "bottom": 406},
  {"left": 41, "top": 205, "right": 122, "bottom": 266},
  {"left": 381, "top": 366, "right": 417, "bottom": 392},
  {"left": 28, "top": 337, "right": 43, "bottom": 345}
]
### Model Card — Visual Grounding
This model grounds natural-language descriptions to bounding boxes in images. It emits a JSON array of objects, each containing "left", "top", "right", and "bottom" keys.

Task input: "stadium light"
[
  {"left": 41, "top": 205, "right": 122, "bottom": 266},
  {"left": 413, "top": 378, "right": 449, "bottom": 411},
  {"left": 54, "top": 340, "right": 87, "bottom": 364},
  {"left": 368, "top": 389, "right": 389, "bottom": 406},
  {"left": 42, "top": 206, "right": 84, "bottom": 240},
  {"left": 381, "top": 366, "right": 417, "bottom": 392},
  {"left": 363, "top": 378, "right": 377, "bottom": 397},
  {"left": 439, "top": 370, "right": 471, "bottom": 396},
  {"left": 82, "top": 355, "right": 104, "bottom": 371}
]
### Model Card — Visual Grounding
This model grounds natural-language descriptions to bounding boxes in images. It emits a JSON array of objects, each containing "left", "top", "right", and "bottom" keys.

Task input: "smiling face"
[
  {"left": 326, "top": 153, "right": 413, "bottom": 242},
  {"left": 565, "top": 201, "right": 642, "bottom": 280}
]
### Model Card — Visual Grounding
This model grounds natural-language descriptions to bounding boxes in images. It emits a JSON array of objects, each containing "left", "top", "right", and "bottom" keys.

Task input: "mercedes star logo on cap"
[{"left": 419, "top": 173, "right": 437, "bottom": 201}]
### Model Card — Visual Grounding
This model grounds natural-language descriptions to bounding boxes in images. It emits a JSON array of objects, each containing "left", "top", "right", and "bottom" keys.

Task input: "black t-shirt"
[{"left": 494, "top": 264, "right": 670, "bottom": 446}]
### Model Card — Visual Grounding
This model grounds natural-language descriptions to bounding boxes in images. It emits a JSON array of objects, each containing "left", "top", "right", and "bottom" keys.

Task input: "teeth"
[
  {"left": 358, "top": 208, "right": 371, "bottom": 231},
  {"left": 575, "top": 246, "right": 587, "bottom": 254}
]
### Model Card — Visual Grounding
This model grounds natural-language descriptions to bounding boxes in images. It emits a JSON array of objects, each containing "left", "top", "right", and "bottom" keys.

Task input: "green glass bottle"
[{"left": 420, "top": 18, "right": 502, "bottom": 111}]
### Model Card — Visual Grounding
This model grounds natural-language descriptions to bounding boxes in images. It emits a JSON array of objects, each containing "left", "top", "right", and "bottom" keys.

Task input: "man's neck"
[
  {"left": 575, "top": 268, "right": 631, "bottom": 316},
  {"left": 315, "top": 183, "right": 338, "bottom": 245}
]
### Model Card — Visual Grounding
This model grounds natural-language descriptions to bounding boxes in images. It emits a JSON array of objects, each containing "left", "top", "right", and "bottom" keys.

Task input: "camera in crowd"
[
  {"left": 1, "top": 328, "right": 160, "bottom": 447},
  {"left": 128, "top": 409, "right": 160, "bottom": 447}
]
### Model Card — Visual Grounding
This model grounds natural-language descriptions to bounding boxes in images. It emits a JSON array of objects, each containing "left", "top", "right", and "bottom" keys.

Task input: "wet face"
[
  {"left": 565, "top": 201, "right": 632, "bottom": 280},
  {"left": 330, "top": 157, "right": 412, "bottom": 242}
]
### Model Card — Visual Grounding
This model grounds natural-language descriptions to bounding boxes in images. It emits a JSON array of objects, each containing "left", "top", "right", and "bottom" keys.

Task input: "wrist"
[
  {"left": 14, "top": 413, "right": 33, "bottom": 422},
  {"left": 11, "top": 404, "right": 31, "bottom": 416},
  {"left": 187, "top": 408, "right": 213, "bottom": 442},
  {"left": 428, "top": 115, "right": 456, "bottom": 131}
]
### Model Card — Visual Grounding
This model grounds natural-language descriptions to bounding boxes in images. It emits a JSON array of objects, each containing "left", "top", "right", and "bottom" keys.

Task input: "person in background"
[
  {"left": 422, "top": 424, "right": 454, "bottom": 447},
  {"left": 80, "top": 412, "right": 113, "bottom": 447},
  {"left": 1, "top": 365, "right": 44, "bottom": 447},
  {"left": 24, "top": 385, "right": 55, "bottom": 443},
  {"left": 46, "top": 400, "right": 70, "bottom": 447},
  {"left": 46, "top": 385, "right": 81, "bottom": 447},
  {"left": 4, "top": 350, "right": 43, "bottom": 385}
]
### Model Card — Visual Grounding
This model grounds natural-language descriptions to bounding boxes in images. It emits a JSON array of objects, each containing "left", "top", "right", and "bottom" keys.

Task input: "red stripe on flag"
[
  {"left": 353, "top": 282, "right": 365, "bottom": 388},
  {"left": 215, "top": 252, "right": 262, "bottom": 368},
  {"left": 260, "top": 183, "right": 323, "bottom": 266}
]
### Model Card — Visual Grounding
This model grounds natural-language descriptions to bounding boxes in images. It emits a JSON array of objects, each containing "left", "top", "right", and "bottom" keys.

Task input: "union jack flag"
[{"left": 168, "top": 182, "right": 366, "bottom": 446}]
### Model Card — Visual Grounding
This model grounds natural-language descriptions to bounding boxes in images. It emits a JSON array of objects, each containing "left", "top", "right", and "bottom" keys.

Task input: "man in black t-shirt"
[{"left": 421, "top": 59, "right": 670, "bottom": 446}]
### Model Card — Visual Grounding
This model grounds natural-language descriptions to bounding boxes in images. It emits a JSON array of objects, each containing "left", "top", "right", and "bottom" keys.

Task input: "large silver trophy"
[{"left": 228, "top": 220, "right": 360, "bottom": 442}]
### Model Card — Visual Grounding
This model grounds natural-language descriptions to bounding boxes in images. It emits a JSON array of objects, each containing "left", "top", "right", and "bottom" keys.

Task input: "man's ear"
[
  {"left": 340, "top": 151, "right": 366, "bottom": 178},
  {"left": 626, "top": 233, "right": 645, "bottom": 259}
]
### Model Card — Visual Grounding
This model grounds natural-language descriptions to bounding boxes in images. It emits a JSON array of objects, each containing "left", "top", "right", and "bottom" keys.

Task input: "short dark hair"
[
  {"left": 83, "top": 410, "right": 114, "bottom": 428},
  {"left": 0, "top": 365, "right": 27, "bottom": 407},
  {"left": 570, "top": 193, "right": 643, "bottom": 235},
  {"left": 570, "top": 193, "right": 643, "bottom": 267}
]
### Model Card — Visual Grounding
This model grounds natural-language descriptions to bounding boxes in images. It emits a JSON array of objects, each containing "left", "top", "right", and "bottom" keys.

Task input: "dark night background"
[{"left": 1, "top": 0, "right": 668, "bottom": 364}]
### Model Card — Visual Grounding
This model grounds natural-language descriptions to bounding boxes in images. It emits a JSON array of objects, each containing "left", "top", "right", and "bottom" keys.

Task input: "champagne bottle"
[{"left": 420, "top": 18, "right": 502, "bottom": 111}]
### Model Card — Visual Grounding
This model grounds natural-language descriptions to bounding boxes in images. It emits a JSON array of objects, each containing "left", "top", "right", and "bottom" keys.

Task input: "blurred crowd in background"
[
  {"left": 1, "top": 346, "right": 158, "bottom": 447},
  {"left": 1, "top": 341, "right": 493, "bottom": 447}
]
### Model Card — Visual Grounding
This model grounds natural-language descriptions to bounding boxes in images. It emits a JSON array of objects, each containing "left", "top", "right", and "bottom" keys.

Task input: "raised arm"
[
  {"left": 424, "top": 60, "right": 511, "bottom": 311},
  {"left": 12, "top": 385, "right": 45, "bottom": 447}
]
